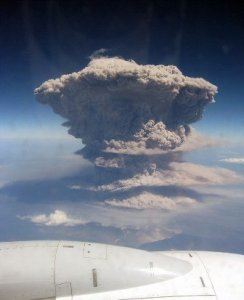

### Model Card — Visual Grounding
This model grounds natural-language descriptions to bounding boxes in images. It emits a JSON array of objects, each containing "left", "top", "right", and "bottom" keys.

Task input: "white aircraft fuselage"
[{"left": 0, "top": 240, "right": 244, "bottom": 300}]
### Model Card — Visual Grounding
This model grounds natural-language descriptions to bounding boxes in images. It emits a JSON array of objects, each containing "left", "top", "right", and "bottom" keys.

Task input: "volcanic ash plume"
[{"left": 35, "top": 57, "right": 217, "bottom": 174}]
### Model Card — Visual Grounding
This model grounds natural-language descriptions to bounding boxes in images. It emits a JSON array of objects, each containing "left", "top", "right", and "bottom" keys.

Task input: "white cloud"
[
  {"left": 19, "top": 210, "right": 88, "bottom": 226},
  {"left": 105, "top": 192, "right": 197, "bottom": 210},
  {"left": 220, "top": 157, "right": 244, "bottom": 164},
  {"left": 69, "top": 185, "right": 82, "bottom": 190}
]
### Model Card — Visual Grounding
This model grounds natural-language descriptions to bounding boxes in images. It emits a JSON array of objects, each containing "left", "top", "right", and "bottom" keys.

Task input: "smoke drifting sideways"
[{"left": 35, "top": 57, "right": 217, "bottom": 179}]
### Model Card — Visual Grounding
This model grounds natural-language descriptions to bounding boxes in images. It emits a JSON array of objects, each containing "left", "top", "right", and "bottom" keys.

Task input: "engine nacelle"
[{"left": 0, "top": 241, "right": 243, "bottom": 300}]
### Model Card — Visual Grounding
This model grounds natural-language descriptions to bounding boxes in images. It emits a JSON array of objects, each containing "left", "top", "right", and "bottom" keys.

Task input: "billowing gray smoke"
[{"left": 35, "top": 57, "right": 217, "bottom": 174}]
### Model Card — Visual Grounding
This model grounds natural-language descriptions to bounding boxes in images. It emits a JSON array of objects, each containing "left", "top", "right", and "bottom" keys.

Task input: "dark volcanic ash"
[{"left": 35, "top": 57, "right": 217, "bottom": 173}]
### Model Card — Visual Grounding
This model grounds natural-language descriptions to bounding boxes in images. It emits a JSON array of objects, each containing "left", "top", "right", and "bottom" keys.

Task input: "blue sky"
[{"left": 1, "top": 0, "right": 244, "bottom": 251}]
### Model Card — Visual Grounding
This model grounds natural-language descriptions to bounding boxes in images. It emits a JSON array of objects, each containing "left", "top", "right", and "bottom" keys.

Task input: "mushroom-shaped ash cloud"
[{"left": 35, "top": 57, "right": 217, "bottom": 171}]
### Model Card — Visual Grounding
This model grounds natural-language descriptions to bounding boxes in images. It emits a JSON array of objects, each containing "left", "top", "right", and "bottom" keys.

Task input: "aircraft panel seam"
[
  {"left": 194, "top": 252, "right": 219, "bottom": 300},
  {"left": 53, "top": 241, "right": 61, "bottom": 286}
]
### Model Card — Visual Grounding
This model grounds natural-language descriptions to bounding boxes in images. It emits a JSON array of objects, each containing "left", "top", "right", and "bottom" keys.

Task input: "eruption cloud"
[{"left": 35, "top": 57, "right": 217, "bottom": 181}]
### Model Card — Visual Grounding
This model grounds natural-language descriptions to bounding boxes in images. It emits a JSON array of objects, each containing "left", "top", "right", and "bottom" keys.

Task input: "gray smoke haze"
[{"left": 35, "top": 56, "right": 218, "bottom": 189}]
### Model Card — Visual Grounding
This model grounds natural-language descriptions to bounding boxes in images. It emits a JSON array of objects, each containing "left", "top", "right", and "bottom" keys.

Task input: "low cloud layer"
[{"left": 17, "top": 206, "right": 181, "bottom": 246}]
